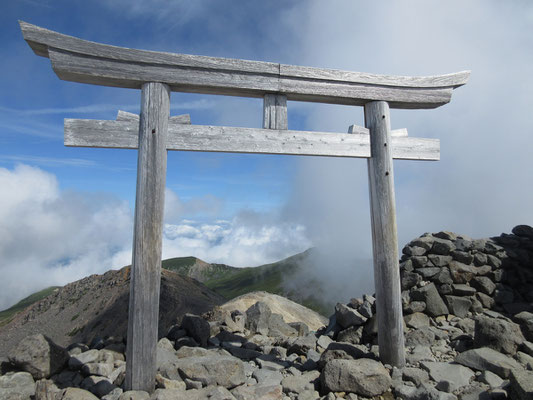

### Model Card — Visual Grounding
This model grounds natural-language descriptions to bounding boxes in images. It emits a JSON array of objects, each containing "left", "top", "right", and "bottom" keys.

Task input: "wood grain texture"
[
  {"left": 349, "top": 125, "right": 408, "bottom": 137},
  {"left": 125, "top": 83, "right": 170, "bottom": 393},
  {"left": 365, "top": 101, "right": 406, "bottom": 367},
  {"left": 263, "top": 94, "right": 288, "bottom": 129},
  {"left": 20, "top": 21, "right": 469, "bottom": 109},
  {"left": 116, "top": 110, "right": 190, "bottom": 124},
  {"left": 65, "top": 119, "right": 440, "bottom": 160}
]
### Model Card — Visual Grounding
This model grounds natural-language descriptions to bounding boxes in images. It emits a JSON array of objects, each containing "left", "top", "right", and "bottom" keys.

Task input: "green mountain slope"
[
  {"left": 0, "top": 286, "right": 59, "bottom": 326},
  {"left": 201, "top": 249, "right": 331, "bottom": 316},
  {"left": 0, "top": 249, "right": 331, "bottom": 324}
]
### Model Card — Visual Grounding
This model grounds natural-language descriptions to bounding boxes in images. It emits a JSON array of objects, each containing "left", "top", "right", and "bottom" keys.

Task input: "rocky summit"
[{"left": 1, "top": 225, "right": 533, "bottom": 399}]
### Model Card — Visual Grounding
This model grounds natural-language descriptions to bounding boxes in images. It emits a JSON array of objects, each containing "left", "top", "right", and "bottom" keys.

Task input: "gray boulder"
[
  {"left": 181, "top": 314, "right": 211, "bottom": 348},
  {"left": 470, "top": 276, "right": 496, "bottom": 295},
  {"left": 455, "top": 347, "right": 522, "bottom": 378},
  {"left": 321, "top": 358, "right": 391, "bottom": 397},
  {"left": 0, "top": 372, "right": 35, "bottom": 400},
  {"left": 245, "top": 302, "right": 272, "bottom": 335},
  {"left": 411, "top": 283, "right": 449, "bottom": 317},
  {"left": 509, "top": 368, "right": 533, "bottom": 400},
  {"left": 404, "top": 312, "right": 430, "bottom": 329},
  {"left": 444, "top": 296, "right": 471, "bottom": 318},
  {"left": 420, "top": 361, "right": 475, "bottom": 392},
  {"left": 267, "top": 313, "right": 298, "bottom": 337},
  {"left": 62, "top": 387, "right": 101, "bottom": 399},
  {"left": 405, "top": 327, "right": 436, "bottom": 347},
  {"left": 334, "top": 303, "right": 367, "bottom": 328},
  {"left": 231, "top": 384, "right": 283, "bottom": 400},
  {"left": 8, "top": 334, "right": 68, "bottom": 379},
  {"left": 474, "top": 316, "right": 525, "bottom": 355},
  {"left": 176, "top": 355, "right": 245, "bottom": 388},
  {"left": 288, "top": 334, "right": 317, "bottom": 356},
  {"left": 281, "top": 370, "right": 320, "bottom": 394}
]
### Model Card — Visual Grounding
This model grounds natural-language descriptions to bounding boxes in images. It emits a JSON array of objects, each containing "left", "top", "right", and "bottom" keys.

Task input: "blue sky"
[{"left": 1, "top": 1, "right": 533, "bottom": 309}]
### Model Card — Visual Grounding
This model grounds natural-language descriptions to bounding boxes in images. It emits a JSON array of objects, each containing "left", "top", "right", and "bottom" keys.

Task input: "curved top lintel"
[{"left": 19, "top": 21, "right": 470, "bottom": 109}]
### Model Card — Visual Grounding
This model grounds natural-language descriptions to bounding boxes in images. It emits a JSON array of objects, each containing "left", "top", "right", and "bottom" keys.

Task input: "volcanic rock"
[
  {"left": 321, "top": 358, "right": 391, "bottom": 397},
  {"left": 8, "top": 334, "right": 68, "bottom": 379}
]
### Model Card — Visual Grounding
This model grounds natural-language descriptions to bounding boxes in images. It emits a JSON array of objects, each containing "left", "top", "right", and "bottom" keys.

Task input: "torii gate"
[{"left": 20, "top": 21, "right": 469, "bottom": 392}]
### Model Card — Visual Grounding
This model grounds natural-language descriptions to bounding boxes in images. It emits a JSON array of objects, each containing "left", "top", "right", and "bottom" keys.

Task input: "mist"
[{"left": 277, "top": 1, "right": 533, "bottom": 305}]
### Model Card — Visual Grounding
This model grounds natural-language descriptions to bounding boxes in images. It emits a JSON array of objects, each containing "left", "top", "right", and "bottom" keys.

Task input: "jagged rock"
[
  {"left": 402, "top": 367, "right": 430, "bottom": 386},
  {"left": 167, "top": 326, "right": 187, "bottom": 341},
  {"left": 452, "top": 284, "right": 476, "bottom": 296},
  {"left": 0, "top": 372, "right": 35, "bottom": 400},
  {"left": 359, "top": 299, "right": 373, "bottom": 319},
  {"left": 517, "top": 351, "right": 533, "bottom": 369},
  {"left": 267, "top": 313, "right": 298, "bottom": 337},
  {"left": 406, "top": 345, "right": 435, "bottom": 364},
  {"left": 452, "top": 251, "right": 474, "bottom": 265},
  {"left": 176, "top": 355, "right": 245, "bottom": 388},
  {"left": 245, "top": 302, "right": 272, "bottom": 336},
  {"left": 449, "top": 261, "right": 476, "bottom": 283},
  {"left": 474, "top": 316, "right": 525, "bottom": 355},
  {"left": 404, "top": 312, "right": 430, "bottom": 329},
  {"left": 334, "top": 303, "right": 367, "bottom": 328},
  {"left": 58, "top": 387, "right": 101, "bottom": 400},
  {"left": 521, "top": 341, "right": 533, "bottom": 357},
  {"left": 281, "top": 370, "right": 320, "bottom": 394},
  {"left": 470, "top": 276, "right": 496, "bottom": 295},
  {"left": 288, "top": 322, "right": 309, "bottom": 337},
  {"left": 117, "top": 391, "right": 150, "bottom": 400},
  {"left": 432, "top": 238, "right": 456, "bottom": 255},
  {"left": 69, "top": 349, "right": 100, "bottom": 370},
  {"left": 509, "top": 368, "right": 533, "bottom": 400},
  {"left": 404, "top": 246, "right": 428, "bottom": 256},
  {"left": 515, "top": 311, "right": 533, "bottom": 341},
  {"left": 224, "top": 311, "right": 246, "bottom": 333},
  {"left": 288, "top": 334, "right": 317, "bottom": 356},
  {"left": 455, "top": 347, "right": 522, "bottom": 378},
  {"left": 405, "top": 326, "right": 436, "bottom": 347},
  {"left": 476, "top": 292, "right": 495, "bottom": 309},
  {"left": 321, "top": 358, "right": 391, "bottom": 397},
  {"left": 513, "top": 225, "right": 533, "bottom": 238},
  {"left": 181, "top": 313, "right": 211, "bottom": 348},
  {"left": 35, "top": 379, "right": 62, "bottom": 400},
  {"left": 151, "top": 388, "right": 187, "bottom": 400},
  {"left": 411, "top": 283, "right": 449, "bottom": 317},
  {"left": 231, "top": 384, "right": 283, "bottom": 400},
  {"left": 429, "top": 255, "right": 453, "bottom": 268},
  {"left": 8, "top": 334, "right": 68, "bottom": 379},
  {"left": 406, "top": 301, "right": 427, "bottom": 314},
  {"left": 478, "top": 370, "right": 504, "bottom": 389},
  {"left": 417, "top": 267, "right": 441, "bottom": 279},
  {"left": 252, "top": 369, "right": 283, "bottom": 386},
  {"left": 316, "top": 335, "right": 332, "bottom": 350},
  {"left": 420, "top": 361, "right": 475, "bottom": 392},
  {"left": 444, "top": 296, "right": 471, "bottom": 318},
  {"left": 337, "top": 326, "right": 363, "bottom": 344},
  {"left": 155, "top": 373, "right": 186, "bottom": 390}
]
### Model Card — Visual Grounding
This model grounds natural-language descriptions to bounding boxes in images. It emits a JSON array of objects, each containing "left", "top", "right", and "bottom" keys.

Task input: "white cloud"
[
  {"left": 0, "top": 165, "right": 133, "bottom": 310},
  {"left": 0, "top": 167, "right": 311, "bottom": 310},
  {"left": 162, "top": 213, "right": 311, "bottom": 268}
]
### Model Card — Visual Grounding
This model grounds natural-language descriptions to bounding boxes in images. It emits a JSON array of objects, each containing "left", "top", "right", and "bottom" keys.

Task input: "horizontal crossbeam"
[
  {"left": 64, "top": 119, "right": 439, "bottom": 161},
  {"left": 20, "top": 21, "right": 469, "bottom": 110}
]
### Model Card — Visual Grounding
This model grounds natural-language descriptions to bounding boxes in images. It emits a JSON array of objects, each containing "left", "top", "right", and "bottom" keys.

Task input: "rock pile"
[{"left": 1, "top": 226, "right": 533, "bottom": 399}]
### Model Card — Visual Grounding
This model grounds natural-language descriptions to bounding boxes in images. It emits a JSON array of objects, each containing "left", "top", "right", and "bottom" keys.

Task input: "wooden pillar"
[
  {"left": 125, "top": 82, "right": 170, "bottom": 392},
  {"left": 364, "top": 101, "right": 405, "bottom": 367},
  {"left": 263, "top": 94, "right": 288, "bottom": 130}
]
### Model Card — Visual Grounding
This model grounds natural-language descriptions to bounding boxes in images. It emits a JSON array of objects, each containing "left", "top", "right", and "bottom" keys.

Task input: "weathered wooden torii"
[{"left": 21, "top": 21, "right": 469, "bottom": 392}]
